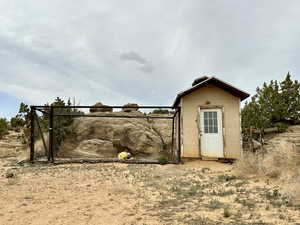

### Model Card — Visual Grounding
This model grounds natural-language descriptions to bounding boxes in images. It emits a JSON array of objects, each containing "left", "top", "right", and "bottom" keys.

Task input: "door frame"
[{"left": 197, "top": 105, "right": 226, "bottom": 158}]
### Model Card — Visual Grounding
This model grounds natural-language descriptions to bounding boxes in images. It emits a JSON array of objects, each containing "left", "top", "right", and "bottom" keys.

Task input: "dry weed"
[{"left": 235, "top": 141, "right": 300, "bottom": 203}]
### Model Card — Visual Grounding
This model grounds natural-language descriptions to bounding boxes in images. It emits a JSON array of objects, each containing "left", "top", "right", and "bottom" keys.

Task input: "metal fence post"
[
  {"left": 177, "top": 107, "right": 181, "bottom": 164},
  {"left": 171, "top": 116, "right": 175, "bottom": 162},
  {"left": 49, "top": 106, "right": 54, "bottom": 162},
  {"left": 30, "top": 106, "right": 35, "bottom": 162}
]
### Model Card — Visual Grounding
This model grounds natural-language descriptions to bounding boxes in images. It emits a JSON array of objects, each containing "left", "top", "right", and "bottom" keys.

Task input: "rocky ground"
[
  {"left": 1, "top": 126, "right": 300, "bottom": 225},
  {"left": 0, "top": 157, "right": 300, "bottom": 225},
  {"left": 264, "top": 125, "right": 300, "bottom": 152},
  {"left": 0, "top": 131, "right": 25, "bottom": 158}
]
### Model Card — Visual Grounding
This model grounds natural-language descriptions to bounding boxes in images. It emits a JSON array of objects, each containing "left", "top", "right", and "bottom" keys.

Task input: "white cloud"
[{"left": 0, "top": 0, "right": 299, "bottom": 113}]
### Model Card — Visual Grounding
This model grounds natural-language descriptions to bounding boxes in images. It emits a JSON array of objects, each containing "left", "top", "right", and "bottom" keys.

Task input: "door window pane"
[{"left": 203, "top": 111, "right": 218, "bottom": 133}]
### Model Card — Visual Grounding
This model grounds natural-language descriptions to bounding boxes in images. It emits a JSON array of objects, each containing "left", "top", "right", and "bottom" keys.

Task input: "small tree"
[
  {"left": 280, "top": 73, "right": 300, "bottom": 124},
  {"left": 0, "top": 118, "right": 8, "bottom": 139},
  {"left": 242, "top": 96, "right": 271, "bottom": 137},
  {"left": 15, "top": 103, "right": 31, "bottom": 144},
  {"left": 10, "top": 115, "right": 25, "bottom": 129},
  {"left": 15, "top": 98, "right": 81, "bottom": 149},
  {"left": 50, "top": 97, "right": 76, "bottom": 153},
  {"left": 38, "top": 97, "right": 81, "bottom": 153}
]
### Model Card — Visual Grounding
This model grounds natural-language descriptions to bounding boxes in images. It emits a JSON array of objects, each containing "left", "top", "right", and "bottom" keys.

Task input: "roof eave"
[{"left": 172, "top": 77, "right": 250, "bottom": 107}]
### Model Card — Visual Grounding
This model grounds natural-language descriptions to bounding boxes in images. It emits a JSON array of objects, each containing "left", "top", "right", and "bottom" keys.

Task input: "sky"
[{"left": 0, "top": 0, "right": 300, "bottom": 118}]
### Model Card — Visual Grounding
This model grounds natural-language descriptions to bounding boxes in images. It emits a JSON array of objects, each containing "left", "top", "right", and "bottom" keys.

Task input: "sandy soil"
[{"left": 0, "top": 158, "right": 300, "bottom": 225}]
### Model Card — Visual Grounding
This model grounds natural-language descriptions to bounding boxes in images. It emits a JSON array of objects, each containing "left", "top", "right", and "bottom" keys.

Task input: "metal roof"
[{"left": 173, "top": 76, "right": 250, "bottom": 107}]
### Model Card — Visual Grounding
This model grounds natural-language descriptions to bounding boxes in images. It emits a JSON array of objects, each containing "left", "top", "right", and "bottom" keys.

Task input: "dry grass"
[
  {"left": 1, "top": 158, "right": 300, "bottom": 225},
  {"left": 234, "top": 141, "right": 300, "bottom": 203}
]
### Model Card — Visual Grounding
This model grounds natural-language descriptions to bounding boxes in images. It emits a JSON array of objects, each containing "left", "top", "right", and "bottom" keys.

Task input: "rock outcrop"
[
  {"left": 90, "top": 102, "right": 113, "bottom": 113},
  {"left": 122, "top": 103, "right": 139, "bottom": 113},
  {"left": 58, "top": 111, "right": 173, "bottom": 159},
  {"left": 264, "top": 125, "right": 300, "bottom": 152}
]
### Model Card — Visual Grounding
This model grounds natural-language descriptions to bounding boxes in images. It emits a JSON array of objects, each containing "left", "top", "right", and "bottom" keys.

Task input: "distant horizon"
[{"left": 1, "top": 73, "right": 298, "bottom": 119}]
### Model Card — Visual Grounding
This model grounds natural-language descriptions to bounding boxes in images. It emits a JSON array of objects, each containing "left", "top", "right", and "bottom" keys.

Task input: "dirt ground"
[{"left": 0, "top": 158, "right": 300, "bottom": 225}]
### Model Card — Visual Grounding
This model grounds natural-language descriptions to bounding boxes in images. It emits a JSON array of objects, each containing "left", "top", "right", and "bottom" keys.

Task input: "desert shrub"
[
  {"left": 234, "top": 152, "right": 264, "bottom": 177},
  {"left": 207, "top": 199, "right": 223, "bottom": 209},
  {"left": 273, "top": 122, "right": 289, "bottom": 133},
  {"left": 157, "top": 156, "right": 168, "bottom": 165},
  {"left": 265, "top": 189, "right": 280, "bottom": 200},
  {"left": 10, "top": 115, "right": 25, "bottom": 129},
  {"left": 0, "top": 117, "right": 9, "bottom": 139},
  {"left": 234, "top": 143, "right": 300, "bottom": 203},
  {"left": 223, "top": 206, "right": 231, "bottom": 217},
  {"left": 215, "top": 189, "right": 235, "bottom": 196},
  {"left": 151, "top": 109, "right": 173, "bottom": 114},
  {"left": 188, "top": 216, "right": 214, "bottom": 225},
  {"left": 235, "top": 198, "right": 256, "bottom": 208},
  {"left": 217, "top": 174, "right": 237, "bottom": 182},
  {"left": 201, "top": 167, "right": 210, "bottom": 173}
]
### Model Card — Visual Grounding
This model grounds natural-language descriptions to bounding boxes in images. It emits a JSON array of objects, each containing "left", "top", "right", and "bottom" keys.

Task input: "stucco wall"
[{"left": 180, "top": 84, "right": 241, "bottom": 159}]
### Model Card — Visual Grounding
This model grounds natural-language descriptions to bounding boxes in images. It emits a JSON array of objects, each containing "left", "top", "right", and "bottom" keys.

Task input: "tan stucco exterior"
[{"left": 179, "top": 84, "right": 242, "bottom": 159}]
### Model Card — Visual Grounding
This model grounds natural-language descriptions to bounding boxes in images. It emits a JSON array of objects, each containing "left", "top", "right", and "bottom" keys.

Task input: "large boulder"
[
  {"left": 90, "top": 102, "right": 113, "bottom": 113},
  {"left": 122, "top": 103, "right": 139, "bottom": 113},
  {"left": 58, "top": 111, "right": 173, "bottom": 159},
  {"left": 70, "top": 139, "right": 116, "bottom": 158}
]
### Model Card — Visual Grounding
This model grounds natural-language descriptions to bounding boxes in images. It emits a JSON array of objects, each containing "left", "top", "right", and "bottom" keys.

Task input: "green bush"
[
  {"left": 10, "top": 115, "right": 25, "bottom": 129},
  {"left": 152, "top": 109, "right": 172, "bottom": 114},
  {"left": 0, "top": 118, "right": 8, "bottom": 139},
  {"left": 217, "top": 174, "right": 237, "bottom": 182},
  {"left": 273, "top": 122, "right": 289, "bottom": 133},
  {"left": 157, "top": 156, "right": 169, "bottom": 165},
  {"left": 223, "top": 206, "right": 231, "bottom": 218}
]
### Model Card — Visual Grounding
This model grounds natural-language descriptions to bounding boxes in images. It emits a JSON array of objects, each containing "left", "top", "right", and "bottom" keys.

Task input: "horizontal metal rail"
[
  {"left": 32, "top": 105, "right": 175, "bottom": 109},
  {"left": 54, "top": 114, "right": 175, "bottom": 119},
  {"left": 50, "top": 158, "right": 175, "bottom": 165}
]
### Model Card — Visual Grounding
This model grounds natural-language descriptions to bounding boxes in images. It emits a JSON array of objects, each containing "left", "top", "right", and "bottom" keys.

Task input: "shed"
[{"left": 173, "top": 76, "right": 249, "bottom": 159}]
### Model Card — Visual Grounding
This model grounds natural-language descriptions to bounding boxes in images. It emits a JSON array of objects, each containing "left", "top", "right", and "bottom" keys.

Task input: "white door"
[{"left": 199, "top": 108, "right": 224, "bottom": 157}]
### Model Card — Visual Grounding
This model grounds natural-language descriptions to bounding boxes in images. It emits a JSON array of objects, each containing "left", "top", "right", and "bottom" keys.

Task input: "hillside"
[
  {"left": 0, "top": 131, "right": 25, "bottom": 158},
  {"left": 264, "top": 125, "right": 300, "bottom": 152}
]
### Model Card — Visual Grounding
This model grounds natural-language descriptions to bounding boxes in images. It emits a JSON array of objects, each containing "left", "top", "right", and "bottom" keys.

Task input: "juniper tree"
[
  {"left": 15, "top": 98, "right": 81, "bottom": 150},
  {"left": 0, "top": 118, "right": 8, "bottom": 139},
  {"left": 280, "top": 72, "right": 300, "bottom": 124},
  {"left": 241, "top": 72, "right": 300, "bottom": 136},
  {"left": 10, "top": 115, "right": 25, "bottom": 129}
]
